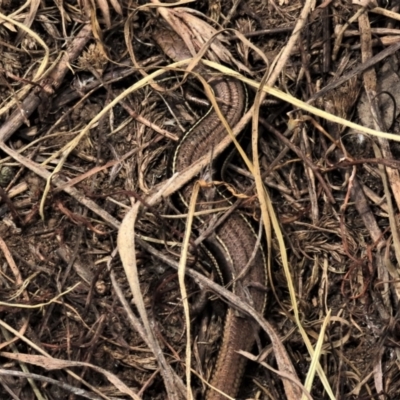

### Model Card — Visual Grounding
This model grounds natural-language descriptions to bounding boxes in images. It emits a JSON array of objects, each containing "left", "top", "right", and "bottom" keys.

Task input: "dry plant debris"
[{"left": 1, "top": 0, "right": 400, "bottom": 399}]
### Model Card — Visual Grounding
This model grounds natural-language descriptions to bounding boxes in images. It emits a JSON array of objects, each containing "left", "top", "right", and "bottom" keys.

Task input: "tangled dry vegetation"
[{"left": 2, "top": 0, "right": 400, "bottom": 399}]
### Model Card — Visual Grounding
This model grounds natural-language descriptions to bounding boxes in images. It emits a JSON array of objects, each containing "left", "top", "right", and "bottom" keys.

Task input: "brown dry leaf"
[
  {"left": 118, "top": 204, "right": 184, "bottom": 399},
  {"left": 156, "top": 5, "right": 250, "bottom": 73}
]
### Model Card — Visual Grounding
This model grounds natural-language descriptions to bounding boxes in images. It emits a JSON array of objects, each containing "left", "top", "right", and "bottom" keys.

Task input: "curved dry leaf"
[
  {"left": 157, "top": 5, "right": 250, "bottom": 73},
  {"left": 118, "top": 205, "right": 184, "bottom": 399}
]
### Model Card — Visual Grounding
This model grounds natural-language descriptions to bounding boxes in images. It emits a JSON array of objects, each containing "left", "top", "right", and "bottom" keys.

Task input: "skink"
[{"left": 154, "top": 28, "right": 267, "bottom": 400}]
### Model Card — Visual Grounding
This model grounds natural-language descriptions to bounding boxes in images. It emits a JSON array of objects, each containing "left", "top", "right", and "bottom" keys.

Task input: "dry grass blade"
[
  {"left": 252, "top": 70, "right": 300, "bottom": 399},
  {"left": 177, "top": 182, "right": 201, "bottom": 400},
  {"left": 303, "top": 311, "right": 331, "bottom": 398},
  {"left": 117, "top": 204, "right": 184, "bottom": 399}
]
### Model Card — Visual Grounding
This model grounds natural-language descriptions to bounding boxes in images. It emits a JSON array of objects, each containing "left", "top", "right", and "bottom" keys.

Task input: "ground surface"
[{"left": 0, "top": 0, "right": 400, "bottom": 399}]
